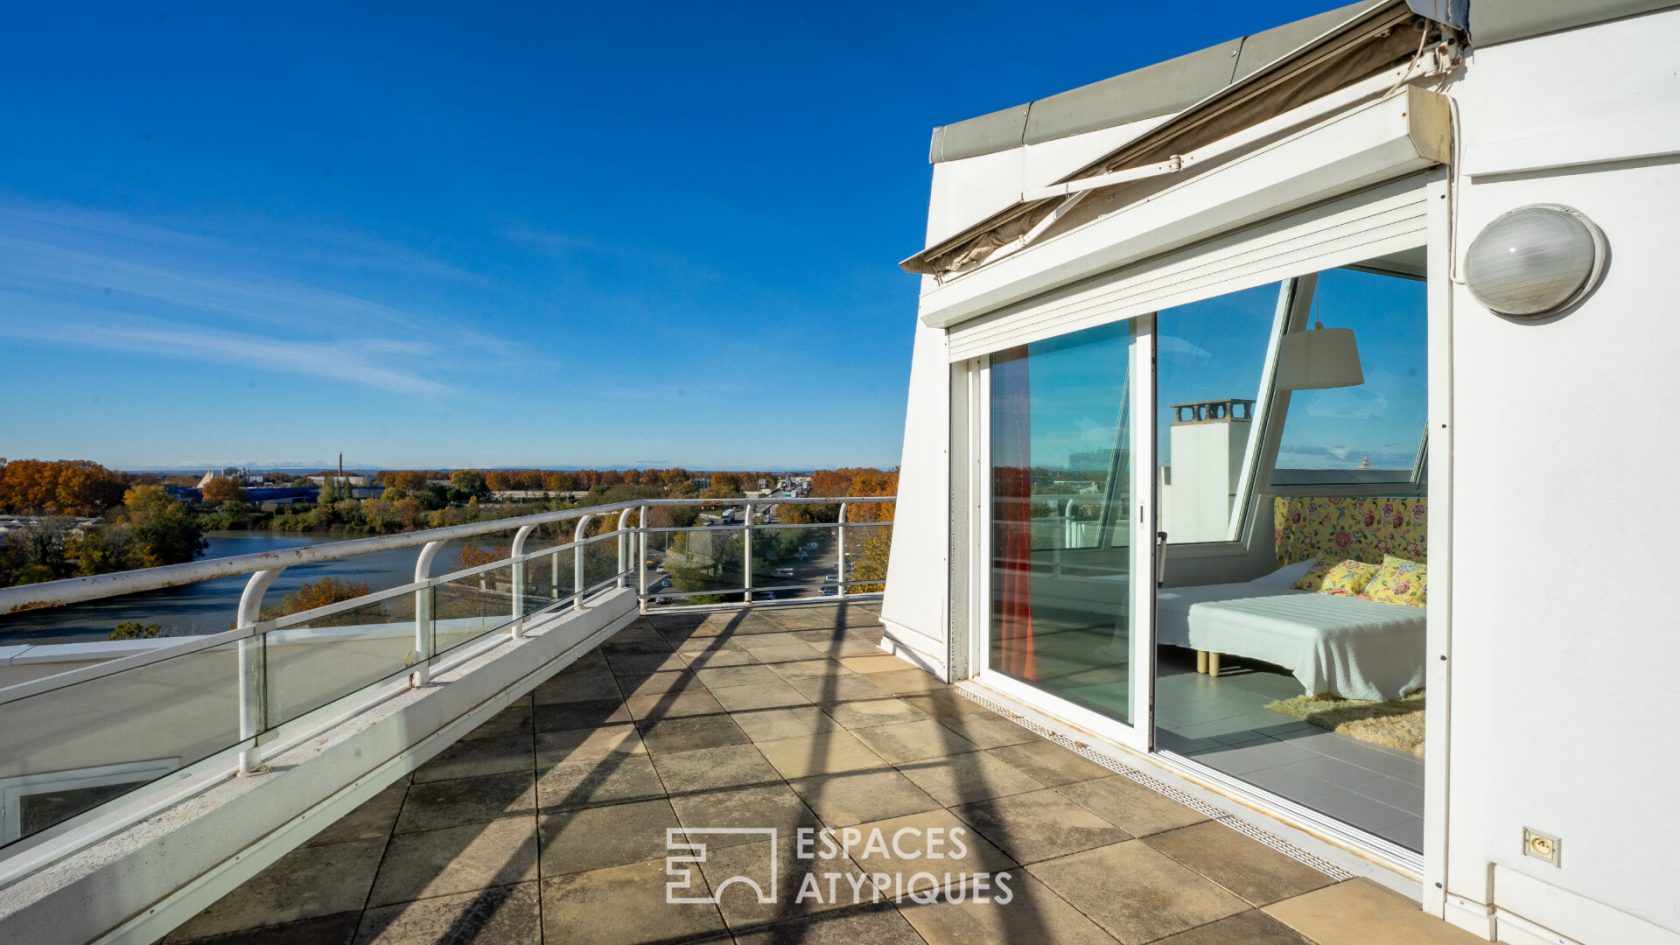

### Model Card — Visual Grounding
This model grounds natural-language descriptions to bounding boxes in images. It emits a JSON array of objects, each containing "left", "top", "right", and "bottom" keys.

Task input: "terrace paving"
[{"left": 163, "top": 602, "right": 1486, "bottom": 945}]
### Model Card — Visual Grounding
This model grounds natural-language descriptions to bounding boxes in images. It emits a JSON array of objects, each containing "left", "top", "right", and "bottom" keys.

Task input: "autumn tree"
[
  {"left": 703, "top": 472, "right": 744, "bottom": 499},
  {"left": 0, "top": 459, "right": 127, "bottom": 516},
  {"left": 118, "top": 485, "right": 207, "bottom": 567},
  {"left": 200, "top": 476, "right": 247, "bottom": 506}
]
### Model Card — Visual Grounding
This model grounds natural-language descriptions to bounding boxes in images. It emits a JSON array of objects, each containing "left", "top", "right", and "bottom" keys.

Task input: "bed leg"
[
  {"left": 1196, "top": 650, "right": 1208, "bottom": 674},
  {"left": 1207, "top": 652, "right": 1221, "bottom": 677}
]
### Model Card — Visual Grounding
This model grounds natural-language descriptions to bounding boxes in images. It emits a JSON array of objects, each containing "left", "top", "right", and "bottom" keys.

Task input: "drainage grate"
[{"left": 954, "top": 686, "right": 1356, "bottom": 882}]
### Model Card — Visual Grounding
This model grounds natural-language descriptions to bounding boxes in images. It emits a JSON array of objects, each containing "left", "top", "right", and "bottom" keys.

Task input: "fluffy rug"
[{"left": 1264, "top": 690, "right": 1426, "bottom": 757}]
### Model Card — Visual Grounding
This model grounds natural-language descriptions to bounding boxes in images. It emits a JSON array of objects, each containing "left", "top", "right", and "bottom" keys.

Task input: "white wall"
[
  {"left": 1446, "top": 12, "right": 1680, "bottom": 943},
  {"left": 880, "top": 316, "right": 952, "bottom": 676}
]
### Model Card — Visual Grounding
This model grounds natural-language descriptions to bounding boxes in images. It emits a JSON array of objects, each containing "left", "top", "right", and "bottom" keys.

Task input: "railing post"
[
  {"left": 573, "top": 515, "right": 593, "bottom": 611},
  {"left": 616, "top": 507, "right": 636, "bottom": 589},
  {"left": 236, "top": 568, "right": 282, "bottom": 776},
  {"left": 742, "top": 501, "right": 753, "bottom": 604},
  {"left": 836, "top": 501, "right": 848, "bottom": 599},
  {"left": 510, "top": 524, "right": 537, "bottom": 639},
  {"left": 637, "top": 505, "right": 649, "bottom": 612},
  {"left": 413, "top": 541, "right": 444, "bottom": 687}
]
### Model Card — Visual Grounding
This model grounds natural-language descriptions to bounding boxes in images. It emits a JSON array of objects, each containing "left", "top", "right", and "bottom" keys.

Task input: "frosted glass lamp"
[
  {"left": 1465, "top": 204, "right": 1606, "bottom": 317},
  {"left": 1276, "top": 323, "right": 1363, "bottom": 391}
]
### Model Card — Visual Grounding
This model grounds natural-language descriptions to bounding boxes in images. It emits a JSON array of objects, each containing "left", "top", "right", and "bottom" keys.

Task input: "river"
[{"left": 0, "top": 531, "right": 512, "bottom": 646}]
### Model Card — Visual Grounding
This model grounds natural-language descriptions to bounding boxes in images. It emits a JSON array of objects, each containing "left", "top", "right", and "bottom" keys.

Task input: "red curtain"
[{"left": 992, "top": 347, "right": 1036, "bottom": 681}]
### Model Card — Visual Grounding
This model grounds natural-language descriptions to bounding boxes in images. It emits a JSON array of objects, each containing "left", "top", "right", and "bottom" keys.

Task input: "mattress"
[{"left": 1156, "top": 582, "right": 1425, "bottom": 701}]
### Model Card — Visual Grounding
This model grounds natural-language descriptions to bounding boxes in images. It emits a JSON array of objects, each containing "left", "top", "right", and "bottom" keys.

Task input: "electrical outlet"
[{"left": 1523, "top": 827, "right": 1561, "bottom": 867}]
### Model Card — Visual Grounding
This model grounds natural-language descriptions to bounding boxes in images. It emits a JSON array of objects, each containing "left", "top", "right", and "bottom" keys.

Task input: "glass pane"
[
  {"left": 523, "top": 546, "right": 576, "bottom": 611},
  {"left": 989, "top": 320, "right": 1134, "bottom": 723},
  {"left": 749, "top": 524, "right": 833, "bottom": 600},
  {"left": 843, "top": 522, "right": 892, "bottom": 593},
  {"left": 660, "top": 526, "right": 745, "bottom": 604},
  {"left": 1156, "top": 281, "right": 1287, "bottom": 544},
  {"left": 0, "top": 640, "right": 241, "bottom": 847},
  {"left": 265, "top": 591, "right": 419, "bottom": 726},
  {"left": 433, "top": 562, "right": 519, "bottom": 656},
  {"left": 1273, "top": 267, "right": 1427, "bottom": 485}
]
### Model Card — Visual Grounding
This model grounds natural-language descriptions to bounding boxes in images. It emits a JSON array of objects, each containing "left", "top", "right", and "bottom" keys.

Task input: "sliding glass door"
[{"left": 981, "top": 317, "right": 1153, "bottom": 746}]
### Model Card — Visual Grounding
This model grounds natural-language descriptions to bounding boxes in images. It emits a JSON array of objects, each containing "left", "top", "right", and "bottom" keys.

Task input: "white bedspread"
[{"left": 1156, "top": 583, "right": 1424, "bottom": 701}]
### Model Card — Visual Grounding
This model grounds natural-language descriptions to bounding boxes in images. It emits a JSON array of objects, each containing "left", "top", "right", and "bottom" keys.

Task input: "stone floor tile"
[
  {"left": 896, "top": 692, "right": 991, "bottom": 718},
  {"left": 368, "top": 817, "right": 539, "bottom": 907},
  {"left": 838, "top": 655, "right": 910, "bottom": 675},
  {"left": 622, "top": 689, "right": 726, "bottom": 721},
  {"left": 534, "top": 723, "right": 647, "bottom": 769},
  {"left": 984, "top": 741, "right": 1113, "bottom": 787},
  {"left": 843, "top": 809, "right": 1016, "bottom": 898},
  {"left": 1055, "top": 776, "right": 1210, "bottom": 837},
  {"left": 670, "top": 783, "right": 822, "bottom": 845},
  {"left": 743, "top": 643, "right": 827, "bottom": 665},
  {"left": 1143, "top": 821, "right": 1333, "bottom": 906},
  {"left": 756, "top": 730, "right": 888, "bottom": 779},
  {"left": 930, "top": 715, "right": 1037, "bottom": 749},
  {"left": 678, "top": 647, "right": 760, "bottom": 668},
  {"left": 353, "top": 882, "right": 540, "bottom": 945},
  {"left": 413, "top": 735, "right": 533, "bottom": 783},
  {"left": 1263, "top": 879, "right": 1488, "bottom": 945},
  {"left": 693, "top": 663, "right": 787, "bottom": 690},
  {"left": 619, "top": 670, "right": 707, "bottom": 700},
  {"left": 1153, "top": 909, "right": 1317, "bottom": 945},
  {"left": 168, "top": 840, "right": 384, "bottom": 940},
  {"left": 693, "top": 834, "right": 867, "bottom": 928},
  {"left": 768, "top": 657, "right": 854, "bottom": 680},
  {"left": 787, "top": 770, "right": 942, "bottom": 828},
  {"left": 541, "top": 858, "right": 730, "bottom": 945},
  {"left": 652, "top": 743, "right": 782, "bottom": 793},
  {"left": 864, "top": 669, "right": 945, "bottom": 696},
  {"left": 821, "top": 697, "right": 931, "bottom": 731},
  {"left": 395, "top": 771, "right": 538, "bottom": 834},
  {"left": 637, "top": 714, "right": 751, "bottom": 755},
  {"left": 1028, "top": 840, "right": 1248, "bottom": 944},
  {"left": 532, "top": 671, "right": 621, "bottom": 705},
  {"left": 949, "top": 788, "right": 1131, "bottom": 864},
  {"left": 895, "top": 751, "right": 1044, "bottom": 806},
  {"left": 849, "top": 718, "right": 979, "bottom": 765},
  {"left": 462, "top": 702, "right": 534, "bottom": 741},
  {"left": 168, "top": 912, "right": 360, "bottom": 945},
  {"left": 730, "top": 704, "right": 844, "bottom": 743},
  {"left": 605, "top": 651, "right": 689, "bottom": 677},
  {"left": 306, "top": 782, "right": 406, "bottom": 847},
  {"left": 538, "top": 798, "right": 681, "bottom": 876},
  {"left": 787, "top": 674, "right": 893, "bottom": 704},
  {"left": 536, "top": 754, "right": 667, "bottom": 811},
  {"left": 711, "top": 678, "right": 813, "bottom": 711},
  {"left": 732, "top": 902, "right": 925, "bottom": 945},
  {"left": 533, "top": 697, "right": 632, "bottom": 733},
  {"left": 897, "top": 873, "right": 1116, "bottom": 945}
]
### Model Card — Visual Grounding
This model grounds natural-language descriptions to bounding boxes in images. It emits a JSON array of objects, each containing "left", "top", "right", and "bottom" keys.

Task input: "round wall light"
[{"left": 1464, "top": 204, "right": 1607, "bottom": 317}]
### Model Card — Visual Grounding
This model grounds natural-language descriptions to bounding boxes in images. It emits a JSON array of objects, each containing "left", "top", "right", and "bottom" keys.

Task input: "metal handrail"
[{"left": 0, "top": 495, "right": 892, "bottom": 615}]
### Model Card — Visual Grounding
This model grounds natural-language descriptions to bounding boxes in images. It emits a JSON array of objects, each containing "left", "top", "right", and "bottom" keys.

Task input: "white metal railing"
[{"left": 0, "top": 495, "right": 891, "bottom": 863}]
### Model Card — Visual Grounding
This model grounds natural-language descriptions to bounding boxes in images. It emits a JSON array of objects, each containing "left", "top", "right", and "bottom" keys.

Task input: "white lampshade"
[
  {"left": 1464, "top": 204, "right": 1606, "bottom": 317},
  {"left": 1275, "top": 325, "right": 1363, "bottom": 391}
]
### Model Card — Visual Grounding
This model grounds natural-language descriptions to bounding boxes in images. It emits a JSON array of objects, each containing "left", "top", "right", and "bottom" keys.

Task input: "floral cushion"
[
  {"left": 1293, "top": 558, "right": 1380, "bottom": 595},
  {"left": 1274, "top": 497, "right": 1426, "bottom": 567},
  {"left": 1361, "top": 555, "right": 1427, "bottom": 607}
]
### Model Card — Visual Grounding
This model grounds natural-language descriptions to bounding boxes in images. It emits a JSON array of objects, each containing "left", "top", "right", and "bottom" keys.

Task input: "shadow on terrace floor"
[{"left": 163, "top": 601, "right": 1483, "bottom": 945}]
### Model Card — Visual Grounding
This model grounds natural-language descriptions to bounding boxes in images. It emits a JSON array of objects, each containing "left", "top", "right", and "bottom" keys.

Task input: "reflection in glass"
[{"left": 989, "top": 321, "right": 1133, "bottom": 723}]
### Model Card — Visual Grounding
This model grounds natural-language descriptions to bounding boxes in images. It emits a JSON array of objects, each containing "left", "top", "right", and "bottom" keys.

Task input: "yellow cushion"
[
  {"left": 1293, "top": 558, "right": 1380, "bottom": 595},
  {"left": 1362, "top": 555, "right": 1427, "bottom": 607}
]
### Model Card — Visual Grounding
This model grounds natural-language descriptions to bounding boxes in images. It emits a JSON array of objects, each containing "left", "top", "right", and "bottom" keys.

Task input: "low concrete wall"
[{"left": 0, "top": 589, "right": 639, "bottom": 945}]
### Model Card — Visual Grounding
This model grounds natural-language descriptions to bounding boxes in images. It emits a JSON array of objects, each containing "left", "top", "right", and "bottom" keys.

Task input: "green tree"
[
  {"left": 110, "top": 621, "right": 164, "bottom": 640},
  {"left": 120, "top": 485, "right": 207, "bottom": 567}
]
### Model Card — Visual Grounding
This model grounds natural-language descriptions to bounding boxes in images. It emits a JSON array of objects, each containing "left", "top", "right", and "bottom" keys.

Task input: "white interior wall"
[{"left": 1447, "top": 12, "right": 1680, "bottom": 943}]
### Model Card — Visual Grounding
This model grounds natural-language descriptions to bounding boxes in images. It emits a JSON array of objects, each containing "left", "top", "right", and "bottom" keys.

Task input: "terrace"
[
  {"left": 0, "top": 500, "right": 1480, "bottom": 944},
  {"left": 162, "top": 603, "right": 1479, "bottom": 945}
]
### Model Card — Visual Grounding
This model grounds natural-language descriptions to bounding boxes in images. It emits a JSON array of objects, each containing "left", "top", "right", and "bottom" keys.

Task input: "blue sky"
[{"left": 0, "top": 1, "right": 1349, "bottom": 470}]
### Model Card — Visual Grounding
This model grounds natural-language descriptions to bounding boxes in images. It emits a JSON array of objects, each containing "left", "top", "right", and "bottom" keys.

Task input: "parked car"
[{"left": 772, "top": 567, "right": 795, "bottom": 579}]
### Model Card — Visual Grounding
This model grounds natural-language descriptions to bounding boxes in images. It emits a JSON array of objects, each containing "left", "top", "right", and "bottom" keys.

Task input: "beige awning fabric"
[{"left": 901, "top": 0, "right": 1436, "bottom": 277}]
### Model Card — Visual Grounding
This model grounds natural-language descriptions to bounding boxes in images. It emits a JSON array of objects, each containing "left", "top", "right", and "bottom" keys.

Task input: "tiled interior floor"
[
  {"left": 1154, "top": 648, "right": 1425, "bottom": 852},
  {"left": 165, "top": 602, "right": 1475, "bottom": 945}
]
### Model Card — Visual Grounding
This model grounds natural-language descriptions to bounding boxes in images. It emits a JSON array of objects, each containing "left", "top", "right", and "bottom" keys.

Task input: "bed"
[{"left": 1155, "top": 578, "right": 1425, "bottom": 701}]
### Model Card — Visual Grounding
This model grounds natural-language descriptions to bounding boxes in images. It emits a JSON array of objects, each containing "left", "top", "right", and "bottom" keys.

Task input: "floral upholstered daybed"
[{"left": 1156, "top": 497, "right": 1428, "bottom": 701}]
